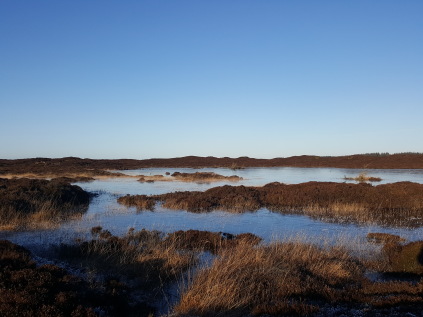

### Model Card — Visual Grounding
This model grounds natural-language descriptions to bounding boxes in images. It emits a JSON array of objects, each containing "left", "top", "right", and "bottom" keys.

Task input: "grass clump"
[
  {"left": 344, "top": 172, "right": 382, "bottom": 183},
  {"left": 0, "top": 178, "right": 90, "bottom": 230},
  {"left": 175, "top": 241, "right": 363, "bottom": 316},
  {"left": 174, "top": 239, "right": 423, "bottom": 316}
]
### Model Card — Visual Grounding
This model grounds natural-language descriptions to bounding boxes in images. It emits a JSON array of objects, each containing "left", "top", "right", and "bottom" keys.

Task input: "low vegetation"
[
  {"left": 0, "top": 178, "right": 90, "bottom": 230},
  {"left": 0, "top": 239, "right": 154, "bottom": 317},
  {"left": 118, "top": 181, "right": 423, "bottom": 227}
]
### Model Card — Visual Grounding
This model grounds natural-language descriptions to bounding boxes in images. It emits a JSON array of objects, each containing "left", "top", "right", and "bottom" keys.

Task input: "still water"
[{"left": 2, "top": 167, "right": 422, "bottom": 251}]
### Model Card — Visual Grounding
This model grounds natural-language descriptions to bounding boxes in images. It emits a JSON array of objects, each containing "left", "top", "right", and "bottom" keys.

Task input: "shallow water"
[{"left": 1, "top": 167, "right": 422, "bottom": 252}]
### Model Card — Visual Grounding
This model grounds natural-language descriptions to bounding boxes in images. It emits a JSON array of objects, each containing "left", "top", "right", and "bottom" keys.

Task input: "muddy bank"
[
  {"left": 138, "top": 171, "right": 242, "bottom": 183},
  {"left": 1, "top": 154, "right": 423, "bottom": 178},
  {"left": 118, "top": 181, "right": 423, "bottom": 227},
  {"left": 0, "top": 178, "right": 90, "bottom": 230}
]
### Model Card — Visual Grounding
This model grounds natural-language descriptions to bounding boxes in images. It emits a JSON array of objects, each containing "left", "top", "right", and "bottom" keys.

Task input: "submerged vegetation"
[
  {"left": 118, "top": 181, "right": 423, "bottom": 227},
  {"left": 0, "top": 178, "right": 90, "bottom": 230}
]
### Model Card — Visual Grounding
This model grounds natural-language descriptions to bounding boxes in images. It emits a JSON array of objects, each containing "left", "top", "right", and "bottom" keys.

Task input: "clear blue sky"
[{"left": 1, "top": 1, "right": 422, "bottom": 159}]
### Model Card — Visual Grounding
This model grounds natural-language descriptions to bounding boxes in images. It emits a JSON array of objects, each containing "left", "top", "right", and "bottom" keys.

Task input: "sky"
[{"left": 1, "top": 0, "right": 422, "bottom": 159}]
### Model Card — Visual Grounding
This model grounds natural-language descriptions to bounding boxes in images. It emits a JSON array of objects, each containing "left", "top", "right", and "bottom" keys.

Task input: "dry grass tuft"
[
  {"left": 174, "top": 241, "right": 364, "bottom": 316},
  {"left": 344, "top": 172, "right": 382, "bottom": 183},
  {"left": 174, "top": 238, "right": 423, "bottom": 316}
]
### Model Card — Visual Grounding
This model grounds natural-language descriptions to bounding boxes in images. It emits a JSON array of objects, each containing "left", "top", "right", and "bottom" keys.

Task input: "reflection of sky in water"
[{"left": 1, "top": 167, "right": 422, "bottom": 253}]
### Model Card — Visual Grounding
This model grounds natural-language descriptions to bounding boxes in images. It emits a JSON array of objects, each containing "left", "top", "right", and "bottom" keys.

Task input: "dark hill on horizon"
[{"left": 1, "top": 153, "right": 423, "bottom": 177}]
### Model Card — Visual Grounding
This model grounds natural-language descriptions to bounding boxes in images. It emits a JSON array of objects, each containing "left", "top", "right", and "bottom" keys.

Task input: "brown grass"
[
  {"left": 3, "top": 229, "right": 422, "bottom": 316},
  {"left": 118, "top": 181, "right": 423, "bottom": 226},
  {"left": 0, "top": 178, "right": 90, "bottom": 230},
  {"left": 175, "top": 241, "right": 363, "bottom": 316},
  {"left": 174, "top": 239, "right": 423, "bottom": 316}
]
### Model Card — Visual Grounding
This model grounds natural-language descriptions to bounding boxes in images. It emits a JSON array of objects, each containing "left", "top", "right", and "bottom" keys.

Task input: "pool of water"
[{"left": 1, "top": 167, "right": 422, "bottom": 252}]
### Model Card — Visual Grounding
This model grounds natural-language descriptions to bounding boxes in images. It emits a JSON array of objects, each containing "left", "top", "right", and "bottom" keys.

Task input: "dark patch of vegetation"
[
  {"left": 53, "top": 176, "right": 95, "bottom": 183},
  {"left": 2, "top": 153, "right": 423, "bottom": 177},
  {"left": 118, "top": 194, "right": 156, "bottom": 211},
  {"left": 0, "top": 239, "right": 155, "bottom": 317},
  {"left": 164, "top": 230, "right": 261, "bottom": 253},
  {"left": 118, "top": 181, "right": 423, "bottom": 227},
  {"left": 0, "top": 178, "right": 90, "bottom": 230}
]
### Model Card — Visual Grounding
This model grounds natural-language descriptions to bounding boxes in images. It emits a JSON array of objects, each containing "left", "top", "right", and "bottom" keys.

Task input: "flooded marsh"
[{"left": 1, "top": 166, "right": 422, "bottom": 316}]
